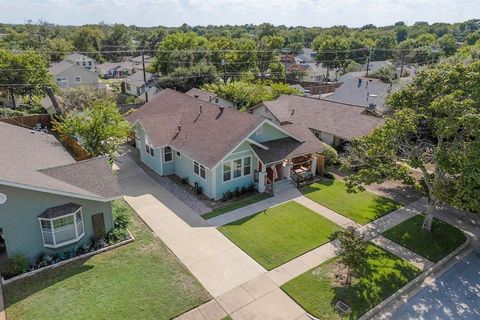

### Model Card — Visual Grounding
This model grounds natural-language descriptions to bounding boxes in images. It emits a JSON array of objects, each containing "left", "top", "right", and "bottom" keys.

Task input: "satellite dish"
[{"left": 0, "top": 193, "right": 6, "bottom": 205}]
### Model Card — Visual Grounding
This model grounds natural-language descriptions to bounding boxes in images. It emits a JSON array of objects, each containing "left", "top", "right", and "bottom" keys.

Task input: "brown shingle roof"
[
  {"left": 261, "top": 95, "right": 384, "bottom": 141},
  {"left": 128, "top": 89, "right": 263, "bottom": 168},
  {"left": 0, "top": 122, "right": 121, "bottom": 200},
  {"left": 185, "top": 88, "right": 217, "bottom": 102},
  {"left": 251, "top": 123, "right": 326, "bottom": 164},
  {"left": 38, "top": 202, "right": 82, "bottom": 219}
]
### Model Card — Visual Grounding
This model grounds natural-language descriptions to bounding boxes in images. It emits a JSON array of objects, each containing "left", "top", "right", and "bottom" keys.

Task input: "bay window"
[{"left": 38, "top": 203, "right": 85, "bottom": 248}]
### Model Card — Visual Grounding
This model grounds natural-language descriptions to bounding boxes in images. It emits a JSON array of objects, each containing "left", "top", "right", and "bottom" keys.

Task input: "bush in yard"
[
  {"left": 4, "top": 254, "right": 30, "bottom": 278},
  {"left": 113, "top": 203, "right": 132, "bottom": 230},
  {"left": 106, "top": 228, "right": 129, "bottom": 245},
  {"left": 320, "top": 145, "right": 338, "bottom": 168},
  {"left": 337, "top": 228, "right": 367, "bottom": 284}
]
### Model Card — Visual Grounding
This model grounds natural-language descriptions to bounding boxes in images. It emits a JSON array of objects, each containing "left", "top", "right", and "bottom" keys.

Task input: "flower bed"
[{"left": 1, "top": 232, "right": 134, "bottom": 285}]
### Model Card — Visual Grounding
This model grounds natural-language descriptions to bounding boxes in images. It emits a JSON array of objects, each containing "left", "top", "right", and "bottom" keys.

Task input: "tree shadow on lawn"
[
  {"left": 369, "top": 195, "right": 403, "bottom": 220},
  {"left": 4, "top": 258, "right": 94, "bottom": 308},
  {"left": 331, "top": 248, "right": 420, "bottom": 319}
]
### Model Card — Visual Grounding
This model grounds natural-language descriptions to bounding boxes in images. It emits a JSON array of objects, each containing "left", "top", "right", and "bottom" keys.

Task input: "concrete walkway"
[
  {"left": 117, "top": 155, "right": 308, "bottom": 320},
  {"left": 371, "top": 236, "right": 433, "bottom": 270}
]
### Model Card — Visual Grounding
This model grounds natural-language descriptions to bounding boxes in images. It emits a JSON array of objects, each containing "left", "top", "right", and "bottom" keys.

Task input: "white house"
[
  {"left": 49, "top": 61, "right": 99, "bottom": 90},
  {"left": 66, "top": 53, "right": 96, "bottom": 71}
]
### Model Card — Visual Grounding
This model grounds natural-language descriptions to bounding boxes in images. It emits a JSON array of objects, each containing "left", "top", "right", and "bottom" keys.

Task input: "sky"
[{"left": 0, "top": 0, "right": 478, "bottom": 28}]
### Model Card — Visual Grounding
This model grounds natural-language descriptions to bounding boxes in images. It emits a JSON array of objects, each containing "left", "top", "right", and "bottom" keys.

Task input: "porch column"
[
  {"left": 258, "top": 164, "right": 267, "bottom": 193},
  {"left": 311, "top": 153, "right": 317, "bottom": 175},
  {"left": 284, "top": 159, "right": 293, "bottom": 180}
]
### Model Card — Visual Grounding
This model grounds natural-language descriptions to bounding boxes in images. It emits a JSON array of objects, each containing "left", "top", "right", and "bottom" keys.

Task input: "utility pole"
[
  {"left": 141, "top": 50, "right": 148, "bottom": 103},
  {"left": 365, "top": 48, "right": 371, "bottom": 78},
  {"left": 400, "top": 54, "right": 405, "bottom": 79},
  {"left": 221, "top": 52, "right": 227, "bottom": 84}
]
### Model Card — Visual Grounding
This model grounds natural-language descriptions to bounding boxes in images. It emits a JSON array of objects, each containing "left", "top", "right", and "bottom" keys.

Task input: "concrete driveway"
[
  {"left": 117, "top": 155, "right": 266, "bottom": 297},
  {"left": 389, "top": 252, "right": 480, "bottom": 320}
]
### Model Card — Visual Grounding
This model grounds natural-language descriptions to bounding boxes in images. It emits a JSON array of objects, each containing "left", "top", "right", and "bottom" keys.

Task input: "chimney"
[
  {"left": 194, "top": 94, "right": 199, "bottom": 98},
  {"left": 291, "top": 109, "right": 295, "bottom": 116}
]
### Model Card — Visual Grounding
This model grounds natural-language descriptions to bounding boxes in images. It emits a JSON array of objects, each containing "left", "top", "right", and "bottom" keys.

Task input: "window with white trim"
[
  {"left": 222, "top": 156, "right": 252, "bottom": 182},
  {"left": 164, "top": 146, "right": 173, "bottom": 162},
  {"left": 223, "top": 162, "right": 231, "bottom": 182},
  {"left": 193, "top": 161, "right": 206, "bottom": 179},
  {"left": 38, "top": 208, "right": 84, "bottom": 248},
  {"left": 56, "top": 77, "right": 68, "bottom": 88}
]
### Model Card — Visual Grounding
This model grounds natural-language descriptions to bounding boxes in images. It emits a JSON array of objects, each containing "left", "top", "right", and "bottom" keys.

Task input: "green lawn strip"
[
  {"left": 382, "top": 214, "right": 466, "bottom": 263},
  {"left": 218, "top": 201, "right": 342, "bottom": 270},
  {"left": 301, "top": 180, "right": 402, "bottom": 225},
  {"left": 281, "top": 243, "right": 421, "bottom": 319},
  {"left": 202, "top": 193, "right": 270, "bottom": 220},
  {"left": 4, "top": 200, "right": 211, "bottom": 320}
]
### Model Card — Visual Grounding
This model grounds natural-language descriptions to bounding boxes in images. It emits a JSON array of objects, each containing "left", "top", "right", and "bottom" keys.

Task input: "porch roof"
[{"left": 251, "top": 123, "right": 326, "bottom": 165}]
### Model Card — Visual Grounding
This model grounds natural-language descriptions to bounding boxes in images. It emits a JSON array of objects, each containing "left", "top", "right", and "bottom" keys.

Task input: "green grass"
[
  {"left": 282, "top": 244, "right": 421, "bottom": 319},
  {"left": 4, "top": 200, "right": 211, "bottom": 320},
  {"left": 301, "top": 180, "right": 402, "bottom": 225},
  {"left": 383, "top": 214, "right": 466, "bottom": 262},
  {"left": 202, "top": 193, "right": 270, "bottom": 220},
  {"left": 218, "top": 201, "right": 342, "bottom": 270}
]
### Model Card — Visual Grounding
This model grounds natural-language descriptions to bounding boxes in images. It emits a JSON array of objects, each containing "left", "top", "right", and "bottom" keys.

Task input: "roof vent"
[
  {"left": 291, "top": 109, "right": 295, "bottom": 116},
  {"left": 177, "top": 125, "right": 182, "bottom": 132},
  {"left": 219, "top": 106, "right": 224, "bottom": 113},
  {"left": 194, "top": 94, "right": 199, "bottom": 98},
  {"left": 199, "top": 105, "right": 203, "bottom": 113}
]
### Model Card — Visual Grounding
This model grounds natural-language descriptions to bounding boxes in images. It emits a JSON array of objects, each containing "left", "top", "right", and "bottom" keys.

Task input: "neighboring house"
[
  {"left": 66, "top": 53, "right": 96, "bottom": 71},
  {"left": 0, "top": 122, "right": 122, "bottom": 262},
  {"left": 129, "top": 55, "right": 153, "bottom": 66},
  {"left": 323, "top": 73, "right": 411, "bottom": 113},
  {"left": 251, "top": 94, "right": 384, "bottom": 147},
  {"left": 128, "top": 89, "right": 325, "bottom": 200},
  {"left": 96, "top": 61, "right": 139, "bottom": 78},
  {"left": 123, "top": 71, "right": 159, "bottom": 101},
  {"left": 295, "top": 48, "right": 316, "bottom": 64},
  {"left": 287, "top": 63, "right": 330, "bottom": 83},
  {"left": 185, "top": 88, "right": 236, "bottom": 109},
  {"left": 49, "top": 60, "right": 100, "bottom": 90},
  {"left": 289, "top": 84, "right": 308, "bottom": 95}
]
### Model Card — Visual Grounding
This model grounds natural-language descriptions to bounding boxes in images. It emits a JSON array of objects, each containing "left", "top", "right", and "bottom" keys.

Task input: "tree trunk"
[
  {"left": 10, "top": 89, "right": 17, "bottom": 109},
  {"left": 422, "top": 197, "right": 436, "bottom": 232}
]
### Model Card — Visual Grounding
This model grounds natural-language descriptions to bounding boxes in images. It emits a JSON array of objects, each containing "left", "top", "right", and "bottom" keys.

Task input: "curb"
[
  {"left": 1, "top": 232, "right": 135, "bottom": 286},
  {"left": 359, "top": 234, "right": 471, "bottom": 320}
]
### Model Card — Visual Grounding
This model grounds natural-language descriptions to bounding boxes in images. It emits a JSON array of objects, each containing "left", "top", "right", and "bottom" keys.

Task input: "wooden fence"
[
  {"left": 1, "top": 114, "right": 91, "bottom": 161},
  {"left": 0, "top": 114, "right": 53, "bottom": 128}
]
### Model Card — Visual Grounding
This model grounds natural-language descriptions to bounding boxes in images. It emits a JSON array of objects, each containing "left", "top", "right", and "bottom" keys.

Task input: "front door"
[{"left": 91, "top": 213, "right": 106, "bottom": 241}]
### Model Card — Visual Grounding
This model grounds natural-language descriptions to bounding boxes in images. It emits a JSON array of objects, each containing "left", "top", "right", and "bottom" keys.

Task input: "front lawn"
[
  {"left": 281, "top": 244, "right": 421, "bottom": 319},
  {"left": 218, "top": 201, "right": 342, "bottom": 270},
  {"left": 301, "top": 180, "right": 402, "bottom": 225},
  {"left": 202, "top": 193, "right": 270, "bottom": 220},
  {"left": 4, "top": 200, "right": 211, "bottom": 320},
  {"left": 383, "top": 214, "right": 466, "bottom": 262}
]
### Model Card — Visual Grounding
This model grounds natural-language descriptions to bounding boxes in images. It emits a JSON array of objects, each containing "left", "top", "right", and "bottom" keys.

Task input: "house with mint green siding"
[
  {"left": 0, "top": 122, "right": 122, "bottom": 264},
  {"left": 128, "top": 89, "right": 326, "bottom": 200}
]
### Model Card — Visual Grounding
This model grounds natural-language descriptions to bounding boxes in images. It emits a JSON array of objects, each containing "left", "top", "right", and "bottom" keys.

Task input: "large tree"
[
  {"left": 255, "top": 35, "right": 284, "bottom": 80},
  {"left": 344, "top": 62, "right": 480, "bottom": 231},
  {"left": 0, "top": 49, "right": 52, "bottom": 109},
  {"left": 53, "top": 101, "right": 131, "bottom": 160},
  {"left": 312, "top": 35, "right": 349, "bottom": 79}
]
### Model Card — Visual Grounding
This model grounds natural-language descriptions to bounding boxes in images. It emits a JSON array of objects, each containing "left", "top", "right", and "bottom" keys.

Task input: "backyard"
[
  {"left": 281, "top": 243, "right": 421, "bottom": 319},
  {"left": 383, "top": 214, "right": 467, "bottom": 262},
  {"left": 301, "top": 180, "right": 402, "bottom": 224},
  {"left": 218, "top": 201, "right": 342, "bottom": 270},
  {"left": 3, "top": 200, "right": 211, "bottom": 320}
]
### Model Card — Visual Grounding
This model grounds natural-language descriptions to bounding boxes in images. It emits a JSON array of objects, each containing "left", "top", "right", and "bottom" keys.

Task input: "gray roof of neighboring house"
[
  {"left": 185, "top": 88, "right": 219, "bottom": 102},
  {"left": 66, "top": 53, "right": 94, "bottom": 62},
  {"left": 48, "top": 60, "right": 97, "bottom": 76},
  {"left": 324, "top": 75, "right": 411, "bottom": 111},
  {"left": 125, "top": 71, "right": 153, "bottom": 87},
  {"left": 130, "top": 55, "right": 152, "bottom": 63},
  {"left": 96, "top": 62, "right": 121, "bottom": 74},
  {"left": 251, "top": 123, "right": 325, "bottom": 164},
  {"left": 260, "top": 95, "right": 384, "bottom": 141},
  {"left": 128, "top": 89, "right": 264, "bottom": 168},
  {"left": 38, "top": 202, "right": 82, "bottom": 219},
  {"left": 0, "top": 122, "right": 122, "bottom": 200},
  {"left": 363, "top": 60, "right": 393, "bottom": 73},
  {"left": 289, "top": 84, "right": 307, "bottom": 93}
]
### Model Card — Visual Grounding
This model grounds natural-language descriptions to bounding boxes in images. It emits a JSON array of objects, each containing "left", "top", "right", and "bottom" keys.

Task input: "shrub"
[
  {"left": 195, "top": 184, "right": 202, "bottom": 195},
  {"left": 369, "top": 65, "right": 398, "bottom": 83},
  {"left": 4, "top": 254, "right": 30, "bottom": 278},
  {"left": 323, "top": 172, "right": 336, "bottom": 180},
  {"left": 181, "top": 176, "right": 189, "bottom": 185},
  {"left": 106, "top": 228, "right": 129, "bottom": 245},
  {"left": 346, "top": 61, "right": 362, "bottom": 73},
  {"left": 113, "top": 204, "right": 132, "bottom": 230},
  {"left": 320, "top": 145, "right": 338, "bottom": 167}
]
